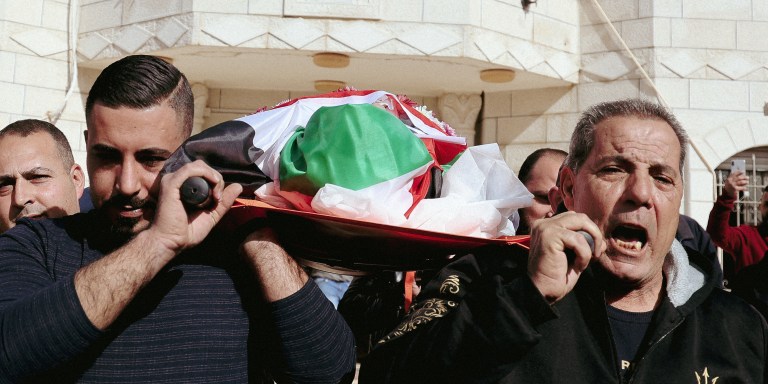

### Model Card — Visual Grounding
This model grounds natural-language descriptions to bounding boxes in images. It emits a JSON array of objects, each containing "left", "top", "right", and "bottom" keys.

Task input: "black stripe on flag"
[{"left": 162, "top": 120, "right": 271, "bottom": 197}]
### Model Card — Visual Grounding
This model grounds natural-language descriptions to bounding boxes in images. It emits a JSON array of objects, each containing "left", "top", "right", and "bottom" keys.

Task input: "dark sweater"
[{"left": 0, "top": 212, "right": 355, "bottom": 383}]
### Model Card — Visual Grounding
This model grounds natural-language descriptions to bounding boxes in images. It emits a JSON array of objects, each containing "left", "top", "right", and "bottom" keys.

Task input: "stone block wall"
[
  {"left": 76, "top": 1, "right": 579, "bottom": 88},
  {"left": 0, "top": 0, "right": 90, "bottom": 177},
  {"left": 481, "top": 0, "right": 768, "bottom": 225},
  {"left": 647, "top": 0, "right": 768, "bottom": 223}
]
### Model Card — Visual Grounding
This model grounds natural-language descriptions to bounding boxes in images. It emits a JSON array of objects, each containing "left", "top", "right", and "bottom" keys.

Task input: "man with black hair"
[
  {"left": 0, "top": 55, "right": 355, "bottom": 383},
  {"left": 516, "top": 147, "right": 567, "bottom": 234},
  {"left": 0, "top": 119, "right": 85, "bottom": 233}
]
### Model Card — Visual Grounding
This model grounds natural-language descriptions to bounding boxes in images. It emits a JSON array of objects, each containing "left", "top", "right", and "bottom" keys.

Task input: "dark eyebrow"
[
  {"left": 25, "top": 166, "right": 54, "bottom": 174},
  {"left": 0, "top": 167, "right": 54, "bottom": 184},
  {"left": 90, "top": 144, "right": 173, "bottom": 158},
  {"left": 90, "top": 143, "right": 122, "bottom": 156},
  {"left": 649, "top": 163, "right": 679, "bottom": 178},
  {"left": 528, "top": 189, "right": 551, "bottom": 197},
  {"left": 599, "top": 155, "right": 679, "bottom": 177},
  {"left": 20, "top": 167, "right": 55, "bottom": 177},
  {"left": 596, "top": 155, "right": 632, "bottom": 168},
  {"left": 135, "top": 148, "right": 174, "bottom": 158}
]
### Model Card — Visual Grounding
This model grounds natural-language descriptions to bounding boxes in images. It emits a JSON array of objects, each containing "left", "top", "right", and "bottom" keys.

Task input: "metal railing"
[{"left": 715, "top": 154, "right": 763, "bottom": 226}]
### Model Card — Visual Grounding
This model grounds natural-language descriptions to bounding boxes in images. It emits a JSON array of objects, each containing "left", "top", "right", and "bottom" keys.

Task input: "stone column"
[
  {"left": 437, "top": 93, "right": 482, "bottom": 146},
  {"left": 191, "top": 83, "right": 210, "bottom": 135}
]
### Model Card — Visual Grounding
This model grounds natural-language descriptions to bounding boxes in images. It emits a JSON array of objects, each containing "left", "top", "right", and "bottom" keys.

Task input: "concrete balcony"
[{"left": 76, "top": 0, "right": 578, "bottom": 96}]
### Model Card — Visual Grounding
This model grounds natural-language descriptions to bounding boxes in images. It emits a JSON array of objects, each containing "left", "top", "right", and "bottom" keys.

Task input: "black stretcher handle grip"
[{"left": 180, "top": 177, "right": 211, "bottom": 208}]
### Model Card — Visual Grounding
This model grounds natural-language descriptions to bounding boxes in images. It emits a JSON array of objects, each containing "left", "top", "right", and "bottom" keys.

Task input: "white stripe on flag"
[
  {"left": 236, "top": 91, "right": 466, "bottom": 179},
  {"left": 310, "top": 162, "right": 433, "bottom": 226}
]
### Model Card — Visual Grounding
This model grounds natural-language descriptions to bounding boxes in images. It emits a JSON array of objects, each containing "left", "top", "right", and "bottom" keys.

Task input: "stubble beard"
[
  {"left": 109, "top": 216, "right": 142, "bottom": 240},
  {"left": 99, "top": 194, "right": 155, "bottom": 243}
]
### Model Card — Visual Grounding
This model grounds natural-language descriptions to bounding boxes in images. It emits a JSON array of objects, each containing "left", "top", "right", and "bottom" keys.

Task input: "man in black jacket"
[{"left": 360, "top": 99, "right": 767, "bottom": 383}]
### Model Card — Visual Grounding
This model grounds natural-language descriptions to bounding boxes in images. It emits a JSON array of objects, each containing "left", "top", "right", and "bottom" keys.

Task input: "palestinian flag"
[
  {"left": 163, "top": 89, "right": 467, "bottom": 224},
  {"left": 163, "top": 88, "right": 536, "bottom": 276}
]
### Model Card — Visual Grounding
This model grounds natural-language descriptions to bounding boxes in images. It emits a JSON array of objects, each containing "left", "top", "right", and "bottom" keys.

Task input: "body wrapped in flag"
[{"left": 163, "top": 89, "right": 532, "bottom": 272}]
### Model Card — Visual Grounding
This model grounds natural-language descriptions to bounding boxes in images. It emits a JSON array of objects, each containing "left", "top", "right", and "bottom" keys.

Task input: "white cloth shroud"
[{"left": 257, "top": 143, "right": 533, "bottom": 238}]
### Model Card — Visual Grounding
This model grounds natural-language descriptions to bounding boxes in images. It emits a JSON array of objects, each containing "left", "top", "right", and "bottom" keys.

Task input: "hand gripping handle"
[{"left": 180, "top": 177, "right": 211, "bottom": 208}]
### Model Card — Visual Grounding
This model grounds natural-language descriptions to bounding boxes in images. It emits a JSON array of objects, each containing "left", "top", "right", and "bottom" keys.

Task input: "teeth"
[{"left": 616, "top": 239, "right": 642, "bottom": 251}]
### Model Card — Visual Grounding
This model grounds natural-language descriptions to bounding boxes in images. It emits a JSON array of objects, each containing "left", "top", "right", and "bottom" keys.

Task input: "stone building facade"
[{"left": 2, "top": 0, "right": 767, "bottom": 224}]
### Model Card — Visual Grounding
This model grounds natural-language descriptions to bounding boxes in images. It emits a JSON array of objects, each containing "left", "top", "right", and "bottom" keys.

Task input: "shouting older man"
[{"left": 360, "top": 99, "right": 767, "bottom": 383}]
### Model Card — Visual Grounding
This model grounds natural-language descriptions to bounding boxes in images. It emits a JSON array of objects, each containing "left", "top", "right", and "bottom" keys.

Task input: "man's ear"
[
  {"left": 83, "top": 130, "right": 88, "bottom": 146},
  {"left": 560, "top": 166, "right": 576, "bottom": 211},
  {"left": 548, "top": 186, "right": 561, "bottom": 214},
  {"left": 70, "top": 164, "right": 86, "bottom": 199}
]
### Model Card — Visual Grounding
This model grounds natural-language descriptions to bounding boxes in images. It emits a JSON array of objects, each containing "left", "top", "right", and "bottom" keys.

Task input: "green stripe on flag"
[{"left": 279, "top": 104, "right": 433, "bottom": 196}]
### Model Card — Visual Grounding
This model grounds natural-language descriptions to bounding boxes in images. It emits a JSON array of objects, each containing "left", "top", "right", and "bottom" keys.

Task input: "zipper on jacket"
[
  {"left": 605, "top": 316, "right": 625, "bottom": 383},
  {"left": 624, "top": 314, "right": 683, "bottom": 384},
  {"left": 600, "top": 293, "right": 625, "bottom": 384}
]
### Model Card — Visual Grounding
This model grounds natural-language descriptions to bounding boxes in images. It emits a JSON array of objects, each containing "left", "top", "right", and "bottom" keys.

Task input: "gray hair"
[{"left": 564, "top": 98, "right": 688, "bottom": 175}]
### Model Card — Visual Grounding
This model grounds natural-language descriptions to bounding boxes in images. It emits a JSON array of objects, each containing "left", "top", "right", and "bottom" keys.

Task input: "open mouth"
[
  {"left": 611, "top": 224, "right": 648, "bottom": 252},
  {"left": 115, "top": 206, "right": 145, "bottom": 219}
]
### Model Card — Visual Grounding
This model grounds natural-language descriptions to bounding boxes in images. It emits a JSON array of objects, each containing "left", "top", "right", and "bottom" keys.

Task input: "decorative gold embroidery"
[
  {"left": 378, "top": 298, "right": 458, "bottom": 344},
  {"left": 440, "top": 275, "right": 460, "bottom": 294},
  {"left": 375, "top": 274, "right": 464, "bottom": 344},
  {"left": 695, "top": 367, "right": 719, "bottom": 384}
]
